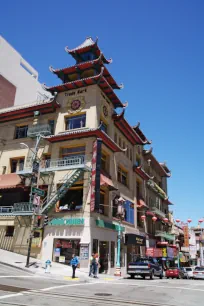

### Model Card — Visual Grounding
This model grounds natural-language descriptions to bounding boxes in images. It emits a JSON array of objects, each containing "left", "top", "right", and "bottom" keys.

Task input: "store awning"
[
  {"left": 0, "top": 174, "right": 22, "bottom": 189},
  {"left": 100, "top": 174, "right": 117, "bottom": 191}
]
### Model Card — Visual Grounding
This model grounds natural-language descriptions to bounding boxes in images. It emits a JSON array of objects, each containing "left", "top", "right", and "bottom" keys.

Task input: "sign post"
[{"left": 32, "top": 187, "right": 45, "bottom": 197}]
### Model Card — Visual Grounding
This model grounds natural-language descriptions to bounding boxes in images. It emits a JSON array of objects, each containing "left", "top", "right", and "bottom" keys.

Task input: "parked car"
[
  {"left": 193, "top": 266, "right": 204, "bottom": 279},
  {"left": 179, "top": 267, "right": 189, "bottom": 279},
  {"left": 185, "top": 267, "right": 194, "bottom": 279},
  {"left": 127, "top": 256, "right": 163, "bottom": 280},
  {"left": 166, "top": 267, "right": 180, "bottom": 279}
]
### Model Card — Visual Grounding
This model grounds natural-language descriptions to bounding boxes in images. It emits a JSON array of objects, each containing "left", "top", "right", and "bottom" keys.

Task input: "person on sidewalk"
[
  {"left": 70, "top": 254, "right": 79, "bottom": 279},
  {"left": 89, "top": 253, "right": 95, "bottom": 277},
  {"left": 93, "top": 253, "right": 100, "bottom": 278}
]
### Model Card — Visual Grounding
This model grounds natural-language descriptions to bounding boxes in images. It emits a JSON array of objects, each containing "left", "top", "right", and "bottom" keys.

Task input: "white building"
[{"left": 0, "top": 36, "right": 50, "bottom": 109}]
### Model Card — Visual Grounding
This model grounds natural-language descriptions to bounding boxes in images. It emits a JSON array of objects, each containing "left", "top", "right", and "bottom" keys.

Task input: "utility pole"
[{"left": 25, "top": 134, "right": 41, "bottom": 268}]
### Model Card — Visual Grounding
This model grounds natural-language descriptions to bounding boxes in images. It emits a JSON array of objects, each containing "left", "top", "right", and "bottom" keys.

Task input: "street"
[{"left": 0, "top": 264, "right": 203, "bottom": 306}]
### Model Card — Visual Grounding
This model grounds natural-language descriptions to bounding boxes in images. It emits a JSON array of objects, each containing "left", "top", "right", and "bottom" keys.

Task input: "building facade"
[
  {"left": 0, "top": 37, "right": 174, "bottom": 273},
  {"left": 0, "top": 36, "right": 50, "bottom": 109}
]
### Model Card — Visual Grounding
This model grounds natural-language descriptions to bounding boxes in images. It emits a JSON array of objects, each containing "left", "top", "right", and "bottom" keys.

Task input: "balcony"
[
  {"left": 155, "top": 230, "right": 175, "bottom": 241},
  {"left": 147, "top": 180, "right": 167, "bottom": 199},
  {"left": 40, "top": 156, "right": 85, "bottom": 173},
  {"left": 151, "top": 206, "right": 166, "bottom": 218},
  {"left": 27, "top": 124, "right": 51, "bottom": 138},
  {"left": 0, "top": 203, "right": 33, "bottom": 216}
]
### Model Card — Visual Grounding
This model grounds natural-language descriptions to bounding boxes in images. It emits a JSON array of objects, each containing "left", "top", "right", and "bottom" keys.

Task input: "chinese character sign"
[{"left": 183, "top": 225, "right": 189, "bottom": 247}]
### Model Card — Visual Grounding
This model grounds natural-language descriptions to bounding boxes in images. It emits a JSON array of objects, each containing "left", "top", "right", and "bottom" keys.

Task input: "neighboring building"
[
  {"left": 0, "top": 36, "right": 50, "bottom": 109},
  {"left": 190, "top": 226, "right": 204, "bottom": 266},
  {"left": 0, "top": 37, "right": 173, "bottom": 273}
]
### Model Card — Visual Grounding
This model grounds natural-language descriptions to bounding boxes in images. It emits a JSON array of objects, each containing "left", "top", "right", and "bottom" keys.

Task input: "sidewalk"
[{"left": 0, "top": 249, "right": 126, "bottom": 282}]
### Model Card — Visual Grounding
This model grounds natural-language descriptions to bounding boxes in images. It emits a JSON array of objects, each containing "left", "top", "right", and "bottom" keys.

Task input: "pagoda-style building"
[{"left": 44, "top": 37, "right": 124, "bottom": 108}]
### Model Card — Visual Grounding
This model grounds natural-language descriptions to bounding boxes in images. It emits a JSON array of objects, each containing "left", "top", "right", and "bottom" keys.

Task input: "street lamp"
[
  {"left": 20, "top": 140, "right": 42, "bottom": 267},
  {"left": 114, "top": 197, "right": 125, "bottom": 277}
]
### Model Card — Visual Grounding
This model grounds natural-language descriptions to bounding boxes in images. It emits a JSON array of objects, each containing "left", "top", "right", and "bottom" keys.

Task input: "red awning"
[
  {"left": 157, "top": 241, "right": 169, "bottom": 246},
  {"left": 0, "top": 174, "right": 22, "bottom": 189},
  {"left": 100, "top": 174, "right": 117, "bottom": 191},
  {"left": 137, "top": 199, "right": 148, "bottom": 208}
]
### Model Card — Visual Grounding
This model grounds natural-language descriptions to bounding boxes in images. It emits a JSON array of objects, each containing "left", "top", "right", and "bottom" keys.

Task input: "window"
[
  {"left": 10, "top": 158, "right": 24, "bottom": 173},
  {"left": 126, "top": 147, "right": 129, "bottom": 158},
  {"left": 15, "top": 125, "right": 28, "bottom": 139},
  {"left": 124, "top": 200, "right": 134, "bottom": 224},
  {"left": 101, "top": 121, "right": 108, "bottom": 134},
  {"left": 114, "top": 133, "right": 117, "bottom": 143},
  {"left": 65, "top": 114, "right": 86, "bottom": 130},
  {"left": 136, "top": 155, "right": 141, "bottom": 167},
  {"left": 101, "top": 153, "right": 107, "bottom": 172},
  {"left": 5, "top": 226, "right": 14, "bottom": 237},
  {"left": 58, "top": 188, "right": 83, "bottom": 212},
  {"left": 61, "top": 146, "right": 85, "bottom": 159},
  {"left": 118, "top": 166, "right": 128, "bottom": 186},
  {"left": 48, "top": 120, "right": 55, "bottom": 135},
  {"left": 123, "top": 141, "right": 126, "bottom": 149}
]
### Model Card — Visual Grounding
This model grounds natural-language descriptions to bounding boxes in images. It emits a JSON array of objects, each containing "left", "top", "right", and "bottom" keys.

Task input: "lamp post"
[
  {"left": 20, "top": 137, "right": 42, "bottom": 268},
  {"left": 114, "top": 197, "right": 125, "bottom": 276}
]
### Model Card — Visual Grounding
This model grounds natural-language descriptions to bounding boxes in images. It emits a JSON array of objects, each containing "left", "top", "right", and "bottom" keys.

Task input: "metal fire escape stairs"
[{"left": 41, "top": 168, "right": 84, "bottom": 214}]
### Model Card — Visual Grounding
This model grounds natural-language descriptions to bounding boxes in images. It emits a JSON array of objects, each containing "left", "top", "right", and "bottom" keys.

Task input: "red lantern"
[
  {"left": 199, "top": 219, "right": 203, "bottom": 223},
  {"left": 163, "top": 218, "right": 169, "bottom": 223},
  {"left": 187, "top": 219, "right": 192, "bottom": 223},
  {"left": 152, "top": 216, "right": 157, "bottom": 222},
  {"left": 176, "top": 219, "right": 180, "bottom": 223},
  {"left": 141, "top": 215, "right": 146, "bottom": 222}
]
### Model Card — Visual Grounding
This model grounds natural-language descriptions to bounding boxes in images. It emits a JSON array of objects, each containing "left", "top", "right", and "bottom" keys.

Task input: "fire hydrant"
[{"left": 45, "top": 260, "right": 51, "bottom": 273}]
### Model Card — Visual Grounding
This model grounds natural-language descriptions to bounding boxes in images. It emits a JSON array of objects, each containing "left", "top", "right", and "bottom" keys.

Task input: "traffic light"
[{"left": 43, "top": 215, "right": 49, "bottom": 227}]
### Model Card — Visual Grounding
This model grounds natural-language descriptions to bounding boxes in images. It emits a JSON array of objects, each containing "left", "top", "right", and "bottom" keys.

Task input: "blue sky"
[{"left": 1, "top": 0, "right": 204, "bottom": 225}]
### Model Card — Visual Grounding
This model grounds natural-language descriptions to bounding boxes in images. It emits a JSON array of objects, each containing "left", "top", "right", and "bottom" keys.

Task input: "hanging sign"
[
  {"left": 162, "top": 248, "right": 167, "bottom": 257},
  {"left": 183, "top": 225, "right": 189, "bottom": 247},
  {"left": 90, "top": 138, "right": 102, "bottom": 212},
  {"left": 146, "top": 248, "right": 163, "bottom": 257}
]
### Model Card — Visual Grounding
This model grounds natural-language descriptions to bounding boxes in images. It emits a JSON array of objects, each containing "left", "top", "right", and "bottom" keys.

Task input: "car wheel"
[
  {"left": 150, "top": 271, "right": 154, "bottom": 280},
  {"left": 130, "top": 274, "right": 135, "bottom": 279}
]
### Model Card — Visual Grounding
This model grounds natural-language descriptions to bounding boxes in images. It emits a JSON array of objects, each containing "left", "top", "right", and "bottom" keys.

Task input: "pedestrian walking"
[
  {"left": 89, "top": 253, "right": 95, "bottom": 277},
  {"left": 70, "top": 254, "right": 79, "bottom": 279}
]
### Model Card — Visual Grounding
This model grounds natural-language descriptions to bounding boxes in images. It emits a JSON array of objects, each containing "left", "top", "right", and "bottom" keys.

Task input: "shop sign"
[
  {"left": 90, "top": 138, "right": 102, "bottom": 212},
  {"left": 80, "top": 243, "right": 89, "bottom": 260},
  {"left": 59, "top": 256, "right": 65, "bottom": 263},
  {"left": 54, "top": 248, "right": 60, "bottom": 257},
  {"left": 146, "top": 248, "right": 163, "bottom": 257},
  {"left": 183, "top": 225, "right": 189, "bottom": 247},
  {"left": 49, "top": 218, "right": 84, "bottom": 226},
  {"left": 162, "top": 248, "right": 167, "bottom": 257},
  {"left": 125, "top": 234, "right": 146, "bottom": 246},
  {"left": 167, "top": 247, "right": 174, "bottom": 259}
]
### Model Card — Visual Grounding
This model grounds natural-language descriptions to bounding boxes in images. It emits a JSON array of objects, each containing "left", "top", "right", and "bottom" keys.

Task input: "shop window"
[
  {"left": 56, "top": 188, "right": 83, "bottom": 212},
  {"left": 114, "top": 133, "right": 117, "bottom": 143},
  {"left": 101, "top": 121, "right": 108, "bottom": 134},
  {"left": 65, "top": 114, "right": 86, "bottom": 130},
  {"left": 53, "top": 239, "right": 80, "bottom": 265},
  {"left": 118, "top": 166, "right": 128, "bottom": 186},
  {"left": 111, "top": 241, "right": 115, "bottom": 268},
  {"left": 93, "top": 239, "right": 98, "bottom": 254},
  {"left": 48, "top": 120, "right": 55, "bottom": 135},
  {"left": 124, "top": 200, "right": 134, "bottom": 224},
  {"left": 15, "top": 125, "right": 28, "bottom": 139},
  {"left": 10, "top": 158, "right": 24, "bottom": 173},
  {"left": 99, "top": 241, "right": 109, "bottom": 273},
  {"left": 5, "top": 226, "right": 14, "bottom": 237}
]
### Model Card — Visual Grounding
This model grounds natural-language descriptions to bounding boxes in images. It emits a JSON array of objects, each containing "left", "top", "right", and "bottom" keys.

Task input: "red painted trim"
[
  {"left": 115, "top": 120, "right": 143, "bottom": 145},
  {"left": 133, "top": 166, "right": 150, "bottom": 181}
]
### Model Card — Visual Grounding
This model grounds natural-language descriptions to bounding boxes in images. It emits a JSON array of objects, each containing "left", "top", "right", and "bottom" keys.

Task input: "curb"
[{"left": 0, "top": 261, "right": 35, "bottom": 274}]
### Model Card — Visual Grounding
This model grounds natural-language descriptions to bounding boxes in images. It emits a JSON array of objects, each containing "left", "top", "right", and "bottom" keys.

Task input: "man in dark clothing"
[{"left": 70, "top": 254, "right": 79, "bottom": 278}]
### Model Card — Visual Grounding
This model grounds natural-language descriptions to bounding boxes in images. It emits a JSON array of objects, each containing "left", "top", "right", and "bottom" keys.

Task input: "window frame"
[
  {"left": 65, "top": 113, "right": 86, "bottom": 131},
  {"left": 117, "top": 165, "right": 128, "bottom": 186},
  {"left": 10, "top": 157, "right": 25, "bottom": 173},
  {"left": 14, "top": 125, "right": 28, "bottom": 139},
  {"left": 5, "top": 226, "right": 14, "bottom": 237}
]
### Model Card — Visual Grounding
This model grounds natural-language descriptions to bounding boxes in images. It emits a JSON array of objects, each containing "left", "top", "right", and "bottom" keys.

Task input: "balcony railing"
[
  {"left": 40, "top": 156, "right": 85, "bottom": 172},
  {"left": 27, "top": 124, "right": 51, "bottom": 138},
  {"left": 0, "top": 203, "right": 33, "bottom": 215},
  {"left": 13, "top": 202, "right": 33, "bottom": 213},
  {"left": 155, "top": 230, "right": 175, "bottom": 241},
  {"left": 151, "top": 206, "right": 166, "bottom": 218}
]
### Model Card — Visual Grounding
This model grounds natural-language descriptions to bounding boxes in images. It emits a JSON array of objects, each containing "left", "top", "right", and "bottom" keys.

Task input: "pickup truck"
[{"left": 127, "top": 257, "right": 163, "bottom": 280}]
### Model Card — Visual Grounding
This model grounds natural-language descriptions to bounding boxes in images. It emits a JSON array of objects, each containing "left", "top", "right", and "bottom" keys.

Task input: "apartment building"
[{"left": 0, "top": 37, "right": 174, "bottom": 273}]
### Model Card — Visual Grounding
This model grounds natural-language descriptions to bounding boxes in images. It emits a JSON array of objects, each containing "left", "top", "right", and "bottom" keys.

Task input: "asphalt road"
[{"left": 0, "top": 263, "right": 204, "bottom": 306}]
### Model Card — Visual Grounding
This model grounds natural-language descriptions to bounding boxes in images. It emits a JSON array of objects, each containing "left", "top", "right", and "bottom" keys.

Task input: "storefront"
[
  {"left": 125, "top": 233, "right": 146, "bottom": 263},
  {"left": 53, "top": 239, "right": 80, "bottom": 265}
]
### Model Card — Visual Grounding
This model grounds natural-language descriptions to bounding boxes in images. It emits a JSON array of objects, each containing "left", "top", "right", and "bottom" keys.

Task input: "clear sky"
[{"left": 0, "top": 0, "right": 204, "bottom": 225}]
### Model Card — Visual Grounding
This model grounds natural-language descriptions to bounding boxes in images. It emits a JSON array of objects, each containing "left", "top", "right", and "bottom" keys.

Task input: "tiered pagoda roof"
[{"left": 44, "top": 37, "right": 125, "bottom": 108}]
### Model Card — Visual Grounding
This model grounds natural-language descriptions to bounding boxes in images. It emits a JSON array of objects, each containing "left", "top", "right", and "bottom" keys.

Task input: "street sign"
[{"left": 32, "top": 187, "right": 45, "bottom": 197}]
